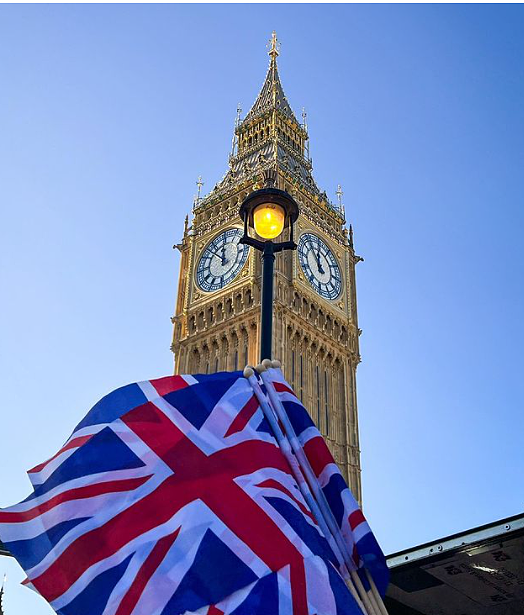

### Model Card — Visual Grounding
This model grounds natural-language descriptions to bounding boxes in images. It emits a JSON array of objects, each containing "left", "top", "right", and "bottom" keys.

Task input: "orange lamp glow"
[{"left": 253, "top": 203, "right": 285, "bottom": 239}]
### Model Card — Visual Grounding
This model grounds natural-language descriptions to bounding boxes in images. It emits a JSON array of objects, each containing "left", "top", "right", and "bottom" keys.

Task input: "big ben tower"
[{"left": 172, "top": 33, "right": 362, "bottom": 502}]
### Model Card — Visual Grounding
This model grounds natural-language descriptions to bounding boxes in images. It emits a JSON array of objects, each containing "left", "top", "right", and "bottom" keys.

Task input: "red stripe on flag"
[
  {"left": 123, "top": 402, "right": 187, "bottom": 462},
  {"left": 115, "top": 527, "right": 181, "bottom": 615},
  {"left": 302, "top": 437, "right": 335, "bottom": 478},
  {"left": 348, "top": 509, "right": 366, "bottom": 531},
  {"left": 125, "top": 404, "right": 309, "bottom": 615},
  {"left": 0, "top": 476, "right": 152, "bottom": 523},
  {"left": 207, "top": 607, "right": 224, "bottom": 615},
  {"left": 29, "top": 435, "right": 93, "bottom": 474},
  {"left": 225, "top": 394, "right": 259, "bottom": 437},
  {"left": 30, "top": 402, "right": 308, "bottom": 609},
  {"left": 273, "top": 381, "right": 296, "bottom": 396},
  {"left": 150, "top": 376, "right": 189, "bottom": 397},
  {"left": 256, "top": 479, "right": 316, "bottom": 523}
]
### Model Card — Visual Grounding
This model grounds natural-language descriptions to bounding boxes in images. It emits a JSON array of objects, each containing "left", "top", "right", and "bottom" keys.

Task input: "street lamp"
[{"left": 239, "top": 172, "right": 299, "bottom": 362}]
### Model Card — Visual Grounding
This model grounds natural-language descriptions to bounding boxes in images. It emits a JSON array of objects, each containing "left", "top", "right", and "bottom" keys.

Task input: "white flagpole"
[
  {"left": 259, "top": 361, "right": 388, "bottom": 615},
  {"left": 255, "top": 363, "right": 378, "bottom": 615},
  {"left": 257, "top": 363, "right": 356, "bottom": 561},
  {"left": 243, "top": 367, "right": 369, "bottom": 615}
]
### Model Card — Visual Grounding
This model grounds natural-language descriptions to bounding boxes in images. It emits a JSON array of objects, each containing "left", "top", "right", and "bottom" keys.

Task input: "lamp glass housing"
[{"left": 253, "top": 203, "right": 285, "bottom": 239}]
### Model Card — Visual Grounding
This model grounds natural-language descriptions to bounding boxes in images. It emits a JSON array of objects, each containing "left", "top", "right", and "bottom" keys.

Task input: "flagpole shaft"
[
  {"left": 243, "top": 368, "right": 368, "bottom": 615},
  {"left": 244, "top": 371, "right": 348, "bottom": 571},
  {"left": 351, "top": 570, "right": 380, "bottom": 615},
  {"left": 259, "top": 369, "right": 354, "bottom": 564},
  {"left": 260, "top": 366, "right": 387, "bottom": 615},
  {"left": 366, "top": 570, "right": 389, "bottom": 615}
]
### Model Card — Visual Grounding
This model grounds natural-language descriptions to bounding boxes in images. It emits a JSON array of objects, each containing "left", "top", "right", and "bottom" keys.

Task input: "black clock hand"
[
  {"left": 207, "top": 248, "right": 224, "bottom": 261},
  {"left": 207, "top": 246, "right": 229, "bottom": 265},
  {"left": 309, "top": 242, "right": 323, "bottom": 275},
  {"left": 316, "top": 249, "right": 325, "bottom": 274}
]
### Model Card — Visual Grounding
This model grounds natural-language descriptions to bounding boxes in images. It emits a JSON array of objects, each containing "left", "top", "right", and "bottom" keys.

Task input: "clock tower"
[{"left": 171, "top": 34, "right": 363, "bottom": 502}]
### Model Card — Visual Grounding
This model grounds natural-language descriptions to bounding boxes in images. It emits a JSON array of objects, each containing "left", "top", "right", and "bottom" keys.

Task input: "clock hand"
[
  {"left": 207, "top": 246, "right": 229, "bottom": 265},
  {"left": 316, "top": 249, "right": 325, "bottom": 274},
  {"left": 309, "top": 244, "right": 321, "bottom": 274},
  {"left": 207, "top": 248, "right": 224, "bottom": 260}
]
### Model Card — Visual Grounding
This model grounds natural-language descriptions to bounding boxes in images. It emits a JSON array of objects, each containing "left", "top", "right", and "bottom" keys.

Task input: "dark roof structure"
[{"left": 385, "top": 512, "right": 524, "bottom": 614}]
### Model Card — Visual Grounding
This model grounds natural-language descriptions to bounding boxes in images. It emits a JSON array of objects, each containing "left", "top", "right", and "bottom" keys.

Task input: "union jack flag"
[{"left": 0, "top": 370, "right": 385, "bottom": 615}]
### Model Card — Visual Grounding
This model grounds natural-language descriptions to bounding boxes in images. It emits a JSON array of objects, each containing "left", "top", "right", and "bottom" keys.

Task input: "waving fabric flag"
[
  {"left": 266, "top": 367, "right": 389, "bottom": 598},
  {"left": 0, "top": 371, "right": 365, "bottom": 615}
]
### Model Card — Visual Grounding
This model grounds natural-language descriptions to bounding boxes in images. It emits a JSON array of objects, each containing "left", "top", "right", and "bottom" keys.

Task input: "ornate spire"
[
  {"left": 243, "top": 32, "right": 298, "bottom": 124},
  {"left": 197, "top": 33, "right": 344, "bottom": 219}
]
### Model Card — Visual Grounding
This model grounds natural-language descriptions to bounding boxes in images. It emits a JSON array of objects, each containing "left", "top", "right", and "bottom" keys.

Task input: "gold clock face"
[
  {"left": 298, "top": 233, "right": 342, "bottom": 300},
  {"left": 196, "top": 229, "right": 249, "bottom": 292}
]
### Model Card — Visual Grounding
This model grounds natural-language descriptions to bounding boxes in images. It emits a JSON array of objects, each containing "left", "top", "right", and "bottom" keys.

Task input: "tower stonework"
[{"left": 171, "top": 36, "right": 363, "bottom": 503}]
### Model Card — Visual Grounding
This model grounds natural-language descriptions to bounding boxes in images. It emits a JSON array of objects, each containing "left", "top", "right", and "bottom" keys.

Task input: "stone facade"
[{"left": 171, "top": 35, "right": 363, "bottom": 503}]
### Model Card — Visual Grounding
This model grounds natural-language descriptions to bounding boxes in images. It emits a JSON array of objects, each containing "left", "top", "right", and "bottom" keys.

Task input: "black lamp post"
[{"left": 239, "top": 173, "right": 299, "bottom": 362}]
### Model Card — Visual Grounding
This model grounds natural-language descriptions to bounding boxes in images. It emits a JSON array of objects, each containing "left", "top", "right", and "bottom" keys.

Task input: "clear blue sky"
[{"left": 1, "top": 4, "right": 523, "bottom": 613}]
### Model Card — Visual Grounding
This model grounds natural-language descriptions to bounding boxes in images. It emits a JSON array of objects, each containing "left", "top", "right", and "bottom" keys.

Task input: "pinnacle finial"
[
  {"left": 336, "top": 184, "right": 343, "bottom": 208},
  {"left": 193, "top": 176, "right": 204, "bottom": 206},
  {"left": 231, "top": 104, "right": 242, "bottom": 157},
  {"left": 268, "top": 31, "right": 280, "bottom": 59}
]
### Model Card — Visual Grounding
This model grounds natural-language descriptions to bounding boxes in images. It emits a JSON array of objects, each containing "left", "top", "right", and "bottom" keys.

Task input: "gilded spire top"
[
  {"left": 268, "top": 31, "right": 280, "bottom": 60},
  {"left": 243, "top": 33, "right": 298, "bottom": 125}
]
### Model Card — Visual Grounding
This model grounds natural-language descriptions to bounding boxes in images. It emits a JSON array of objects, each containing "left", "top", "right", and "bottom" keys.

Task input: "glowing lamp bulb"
[{"left": 253, "top": 203, "right": 285, "bottom": 239}]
